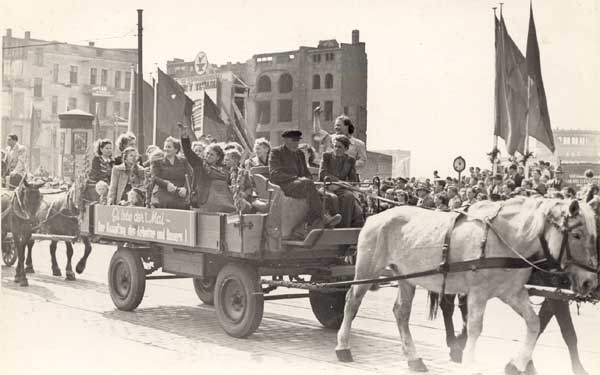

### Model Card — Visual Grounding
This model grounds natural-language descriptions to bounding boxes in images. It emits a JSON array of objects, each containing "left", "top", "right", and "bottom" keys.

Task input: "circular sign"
[
  {"left": 453, "top": 156, "right": 466, "bottom": 173},
  {"left": 194, "top": 51, "right": 209, "bottom": 75}
]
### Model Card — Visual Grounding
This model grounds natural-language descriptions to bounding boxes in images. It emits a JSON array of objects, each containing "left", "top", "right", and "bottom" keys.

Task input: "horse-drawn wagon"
[{"left": 84, "top": 179, "right": 363, "bottom": 338}]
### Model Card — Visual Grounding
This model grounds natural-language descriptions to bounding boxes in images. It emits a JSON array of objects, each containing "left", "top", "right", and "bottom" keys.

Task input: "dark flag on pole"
[
  {"left": 131, "top": 73, "right": 154, "bottom": 150},
  {"left": 155, "top": 68, "right": 193, "bottom": 147},
  {"left": 525, "top": 4, "right": 555, "bottom": 152},
  {"left": 494, "top": 15, "right": 528, "bottom": 155}
]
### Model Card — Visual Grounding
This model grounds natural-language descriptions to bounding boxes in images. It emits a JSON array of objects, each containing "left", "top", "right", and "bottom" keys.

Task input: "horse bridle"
[{"left": 539, "top": 214, "right": 599, "bottom": 274}]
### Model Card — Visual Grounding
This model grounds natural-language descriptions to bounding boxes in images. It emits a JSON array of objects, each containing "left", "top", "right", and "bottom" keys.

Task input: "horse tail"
[{"left": 428, "top": 291, "right": 440, "bottom": 320}]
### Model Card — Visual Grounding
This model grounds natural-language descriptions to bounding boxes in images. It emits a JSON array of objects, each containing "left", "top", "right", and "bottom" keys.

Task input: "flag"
[
  {"left": 130, "top": 72, "right": 154, "bottom": 150},
  {"left": 525, "top": 5, "right": 555, "bottom": 152},
  {"left": 494, "top": 15, "right": 528, "bottom": 155},
  {"left": 201, "top": 92, "right": 228, "bottom": 141},
  {"left": 155, "top": 68, "right": 193, "bottom": 147}
]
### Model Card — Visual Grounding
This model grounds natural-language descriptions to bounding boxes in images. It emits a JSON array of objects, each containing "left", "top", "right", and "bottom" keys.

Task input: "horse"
[
  {"left": 32, "top": 181, "right": 93, "bottom": 280},
  {"left": 335, "top": 197, "right": 598, "bottom": 374},
  {"left": 0, "top": 176, "right": 46, "bottom": 286},
  {"left": 433, "top": 195, "right": 600, "bottom": 375}
]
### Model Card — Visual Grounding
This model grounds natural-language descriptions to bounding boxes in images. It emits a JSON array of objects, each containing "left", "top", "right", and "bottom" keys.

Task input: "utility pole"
[{"left": 137, "top": 9, "right": 144, "bottom": 149}]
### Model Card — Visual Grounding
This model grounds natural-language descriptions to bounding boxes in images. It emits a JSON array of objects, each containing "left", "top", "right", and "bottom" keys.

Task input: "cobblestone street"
[{"left": 1, "top": 241, "right": 599, "bottom": 375}]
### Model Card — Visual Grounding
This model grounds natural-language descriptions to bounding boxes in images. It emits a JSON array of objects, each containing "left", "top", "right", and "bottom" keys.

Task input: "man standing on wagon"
[{"left": 269, "top": 130, "right": 341, "bottom": 229}]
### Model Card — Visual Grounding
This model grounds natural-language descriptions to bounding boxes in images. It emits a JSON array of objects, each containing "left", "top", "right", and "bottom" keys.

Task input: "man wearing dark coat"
[{"left": 269, "top": 130, "right": 341, "bottom": 228}]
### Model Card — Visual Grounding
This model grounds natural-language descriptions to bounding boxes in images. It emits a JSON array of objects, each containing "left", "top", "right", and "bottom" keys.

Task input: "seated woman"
[
  {"left": 179, "top": 124, "right": 234, "bottom": 212},
  {"left": 244, "top": 137, "right": 271, "bottom": 170},
  {"left": 113, "top": 132, "right": 137, "bottom": 166},
  {"left": 108, "top": 147, "right": 146, "bottom": 205},
  {"left": 318, "top": 135, "right": 364, "bottom": 228},
  {"left": 86, "top": 139, "right": 114, "bottom": 202},
  {"left": 150, "top": 137, "right": 191, "bottom": 210}
]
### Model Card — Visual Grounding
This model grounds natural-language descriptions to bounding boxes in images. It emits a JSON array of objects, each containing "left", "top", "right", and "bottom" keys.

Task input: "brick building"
[
  {"left": 2, "top": 29, "right": 136, "bottom": 175},
  {"left": 167, "top": 30, "right": 367, "bottom": 148}
]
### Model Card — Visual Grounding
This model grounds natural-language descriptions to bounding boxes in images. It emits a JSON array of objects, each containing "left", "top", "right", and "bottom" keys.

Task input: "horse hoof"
[
  {"left": 449, "top": 347, "right": 463, "bottom": 363},
  {"left": 75, "top": 260, "right": 86, "bottom": 274},
  {"left": 52, "top": 268, "right": 62, "bottom": 277},
  {"left": 573, "top": 364, "right": 589, "bottom": 375},
  {"left": 14, "top": 274, "right": 21, "bottom": 283},
  {"left": 525, "top": 360, "right": 537, "bottom": 375},
  {"left": 20, "top": 278, "right": 29, "bottom": 287},
  {"left": 335, "top": 349, "right": 354, "bottom": 362},
  {"left": 408, "top": 358, "right": 429, "bottom": 372},
  {"left": 25, "top": 266, "right": 35, "bottom": 274},
  {"left": 66, "top": 271, "right": 76, "bottom": 281},
  {"left": 505, "top": 362, "right": 523, "bottom": 375}
]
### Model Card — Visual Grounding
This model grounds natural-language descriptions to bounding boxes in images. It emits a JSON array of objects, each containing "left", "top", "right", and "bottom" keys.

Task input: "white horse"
[{"left": 336, "top": 197, "right": 598, "bottom": 374}]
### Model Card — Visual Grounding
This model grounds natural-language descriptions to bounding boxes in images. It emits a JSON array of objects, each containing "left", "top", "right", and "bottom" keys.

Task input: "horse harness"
[
  {"left": 32, "top": 189, "right": 81, "bottom": 232},
  {"left": 321, "top": 203, "right": 596, "bottom": 291}
]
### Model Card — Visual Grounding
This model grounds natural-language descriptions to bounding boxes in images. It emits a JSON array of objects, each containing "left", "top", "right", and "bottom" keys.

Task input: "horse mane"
[{"left": 467, "top": 197, "right": 562, "bottom": 242}]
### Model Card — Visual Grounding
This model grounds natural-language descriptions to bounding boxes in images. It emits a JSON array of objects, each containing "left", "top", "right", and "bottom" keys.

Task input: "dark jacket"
[
  {"left": 150, "top": 155, "right": 192, "bottom": 209},
  {"left": 318, "top": 152, "right": 358, "bottom": 183},
  {"left": 269, "top": 145, "right": 312, "bottom": 186},
  {"left": 181, "top": 136, "right": 229, "bottom": 207},
  {"left": 88, "top": 156, "right": 113, "bottom": 184}
]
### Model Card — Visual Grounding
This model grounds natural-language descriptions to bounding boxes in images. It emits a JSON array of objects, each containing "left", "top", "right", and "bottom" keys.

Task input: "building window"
[
  {"left": 33, "top": 78, "right": 43, "bottom": 98},
  {"left": 324, "top": 74, "right": 334, "bottom": 89},
  {"left": 69, "top": 66, "right": 78, "bottom": 84},
  {"left": 115, "top": 71, "right": 121, "bottom": 89},
  {"left": 35, "top": 48, "right": 43, "bottom": 66},
  {"left": 324, "top": 100, "right": 333, "bottom": 121},
  {"left": 101, "top": 69, "right": 108, "bottom": 86},
  {"left": 125, "top": 71, "right": 131, "bottom": 90},
  {"left": 124, "top": 102, "right": 130, "bottom": 119},
  {"left": 278, "top": 73, "right": 293, "bottom": 93},
  {"left": 257, "top": 100, "right": 271, "bottom": 124},
  {"left": 278, "top": 99, "right": 293, "bottom": 122},
  {"left": 68, "top": 97, "right": 77, "bottom": 110},
  {"left": 312, "top": 54, "right": 321, "bottom": 63},
  {"left": 90, "top": 68, "right": 97, "bottom": 85},
  {"left": 324, "top": 53, "right": 335, "bottom": 62},
  {"left": 98, "top": 101, "right": 107, "bottom": 118},
  {"left": 113, "top": 101, "right": 121, "bottom": 117},
  {"left": 52, "top": 64, "right": 59, "bottom": 83},
  {"left": 312, "top": 74, "right": 320, "bottom": 89},
  {"left": 51, "top": 96, "right": 58, "bottom": 114},
  {"left": 257, "top": 75, "right": 271, "bottom": 93}
]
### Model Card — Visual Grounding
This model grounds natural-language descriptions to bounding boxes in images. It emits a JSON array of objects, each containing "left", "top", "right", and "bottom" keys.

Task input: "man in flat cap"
[{"left": 269, "top": 130, "right": 341, "bottom": 230}]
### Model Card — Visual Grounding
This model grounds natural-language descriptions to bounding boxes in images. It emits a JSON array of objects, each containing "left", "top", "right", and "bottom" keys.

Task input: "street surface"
[{"left": 1, "top": 240, "right": 599, "bottom": 375}]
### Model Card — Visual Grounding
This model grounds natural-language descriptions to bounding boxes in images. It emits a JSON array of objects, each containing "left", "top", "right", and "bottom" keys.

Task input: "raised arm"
[{"left": 179, "top": 124, "right": 204, "bottom": 166}]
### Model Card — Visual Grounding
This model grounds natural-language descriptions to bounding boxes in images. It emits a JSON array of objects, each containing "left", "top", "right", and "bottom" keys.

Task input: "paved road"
[{"left": 1, "top": 241, "right": 599, "bottom": 375}]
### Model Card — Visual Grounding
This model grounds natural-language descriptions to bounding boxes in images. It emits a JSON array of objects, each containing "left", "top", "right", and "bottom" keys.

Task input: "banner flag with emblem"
[{"left": 155, "top": 68, "right": 194, "bottom": 147}]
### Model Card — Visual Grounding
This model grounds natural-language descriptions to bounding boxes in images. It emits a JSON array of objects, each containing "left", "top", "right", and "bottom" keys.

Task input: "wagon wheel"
[
  {"left": 214, "top": 263, "right": 264, "bottom": 338},
  {"left": 193, "top": 277, "right": 216, "bottom": 305},
  {"left": 309, "top": 275, "right": 349, "bottom": 329},
  {"left": 108, "top": 248, "right": 146, "bottom": 311},
  {"left": 2, "top": 239, "right": 17, "bottom": 267}
]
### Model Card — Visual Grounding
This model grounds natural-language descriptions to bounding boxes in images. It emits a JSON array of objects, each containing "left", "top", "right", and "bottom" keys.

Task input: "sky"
[{"left": 1, "top": 0, "right": 599, "bottom": 177}]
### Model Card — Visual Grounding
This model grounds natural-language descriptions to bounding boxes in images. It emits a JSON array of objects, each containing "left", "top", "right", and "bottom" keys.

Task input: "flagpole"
[
  {"left": 128, "top": 64, "right": 135, "bottom": 133},
  {"left": 152, "top": 64, "right": 158, "bottom": 146},
  {"left": 492, "top": 6, "right": 498, "bottom": 175}
]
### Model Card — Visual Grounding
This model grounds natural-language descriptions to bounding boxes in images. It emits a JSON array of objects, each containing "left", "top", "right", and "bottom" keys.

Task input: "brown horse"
[
  {"left": 1, "top": 177, "right": 46, "bottom": 286},
  {"left": 336, "top": 197, "right": 598, "bottom": 374},
  {"left": 32, "top": 182, "right": 93, "bottom": 280}
]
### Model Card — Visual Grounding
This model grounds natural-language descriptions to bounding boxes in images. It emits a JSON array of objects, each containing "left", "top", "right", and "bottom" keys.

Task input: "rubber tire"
[
  {"left": 193, "top": 277, "right": 216, "bottom": 305},
  {"left": 108, "top": 249, "right": 146, "bottom": 311},
  {"left": 2, "top": 240, "right": 17, "bottom": 267},
  {"left": 309, "top": 276, "right": 348, "bottom": 329},
  {"left": 214, "top": 263, "right": 263, "bottom": 338}
]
